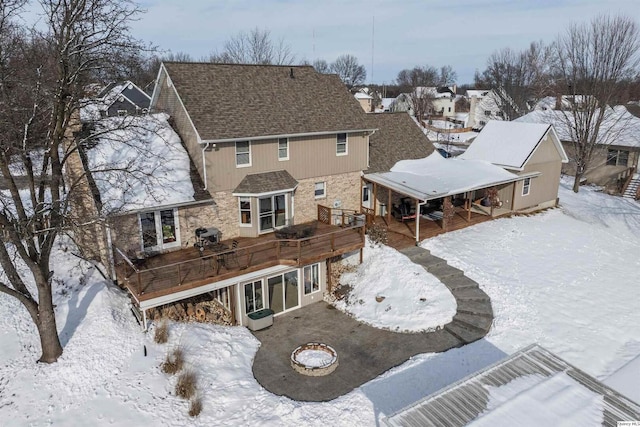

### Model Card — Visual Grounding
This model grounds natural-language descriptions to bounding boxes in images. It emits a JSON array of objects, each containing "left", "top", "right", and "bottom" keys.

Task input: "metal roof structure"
[{"left": 384, "top": 344, "right": 640, "bottom": 427}]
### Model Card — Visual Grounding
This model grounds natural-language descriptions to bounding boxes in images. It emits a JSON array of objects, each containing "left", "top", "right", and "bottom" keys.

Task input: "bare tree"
[
  {"left": 211, "top": 27, "right": 295, "bottom": 65},
  {"left": 408, "top": 87, "right": 434, "bottom": 126},
  {"left": 395, "top": 65, "right": 438, "bottom": 92},
  {"left": 438, "top": 65, "right": 458, "bottom": 87},
  {"left": 312, "top": 59, "right": 330, "bottom": 74},
  {"left": 0, "top": 0, "right": 147, "bottom": 363},
  {"left": 331, "top": 54, "right": 366, "bottom": 89},
  {"left": 554, "top": 14, "right": 640, "bottom": 192},
  {"left": 477, "top": 41, "right": 554, "bottom": 118}
]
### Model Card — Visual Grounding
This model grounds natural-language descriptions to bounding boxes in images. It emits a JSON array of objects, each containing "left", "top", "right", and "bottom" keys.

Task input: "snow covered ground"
[
  {"left": 333, "top": 241, "right": 456, "bottom": 332},
  {"left": 1, "top": 179, "right": 639, "bottom": 425}
]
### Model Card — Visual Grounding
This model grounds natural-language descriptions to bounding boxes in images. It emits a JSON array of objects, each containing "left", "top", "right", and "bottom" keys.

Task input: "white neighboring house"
[
  {"left": 466, "top": 89, "right": 505, "bottom": 130},
  {"left": 390, "top": 87, "right": 457, "bottom": 118}
]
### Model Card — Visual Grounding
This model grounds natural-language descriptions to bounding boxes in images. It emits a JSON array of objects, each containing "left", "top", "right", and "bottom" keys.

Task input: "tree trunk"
[
  {"left": 573, "top": 173, "right": 582, "bottom": 193},
  {"left": 36, "top": 305, "right": 63, "bottom": 363}
]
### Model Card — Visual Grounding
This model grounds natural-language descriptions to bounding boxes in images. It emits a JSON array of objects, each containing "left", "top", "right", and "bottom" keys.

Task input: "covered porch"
[{"left": 361, "top": 153, "right": 536, "bottom": 245}]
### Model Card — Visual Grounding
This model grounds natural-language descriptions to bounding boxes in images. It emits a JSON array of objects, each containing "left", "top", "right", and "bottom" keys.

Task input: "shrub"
[
  {"left": 189, "top": 397, "right": 203, "bottom": 417},
  {"left": 175, "top": 370, "right": 197, "bottom": 399},
  {"left": 367, "top": 222, "right": 388, "bottom": 246},
  {"left": 154, "top": 320, "right": 168, "bottom": 344},
  {"left": 161, "top": 348, "right": 184, "bottom": 375}
]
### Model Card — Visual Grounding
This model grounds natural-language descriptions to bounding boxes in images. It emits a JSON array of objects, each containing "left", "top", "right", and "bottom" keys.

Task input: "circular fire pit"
[{"left": 290, "top": 343, "right": 338, "bottom": 376}]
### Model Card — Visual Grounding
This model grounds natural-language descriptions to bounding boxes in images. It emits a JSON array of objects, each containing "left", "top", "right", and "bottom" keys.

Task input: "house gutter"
[
  {"left": 108, "top": 198, "right": 215, "bottom": 218},
  {"left": 200, "top": 128, "right": 378, "bottom": 145}
]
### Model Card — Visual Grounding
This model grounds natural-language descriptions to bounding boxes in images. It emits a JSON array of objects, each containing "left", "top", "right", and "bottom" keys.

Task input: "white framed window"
[
  {"left": 117, "top": 110, "right": 127, "bottom": 116},
  {"left": 139, "top": 208, "right": 180, "bottom": 251},
  {"left": 235, "top": 141, "right": 251, "bottom": 167},
  {"left": 314, "top": 182, "right": 326, "bottom": 199},
  {"left": 336, "top": 133, "right": 347, "bottom": 156},
  {"left": 239, "top": 197, "right": 252, "bottom": 227},
  {"left": 244, "top": 280, "right": 264, "bottom": 314},
  {"left": 303, "top": 264, "right": 320, "bottom": 295},
  {"left": 278, "top": 137, "right": 289, "bottom": 161},
  {"left": 522, "top": 177, "right": 531, "bottom": 196}
]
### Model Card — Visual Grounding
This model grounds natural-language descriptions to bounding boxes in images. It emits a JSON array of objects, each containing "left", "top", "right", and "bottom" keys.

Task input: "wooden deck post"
[
  {"left": 372, "top": 182, "right": 378, "bottom": 217},
  {"left": 387, "top": 188, "right": 392, "bottom": 224},
  {"left": 327, "top": 261, "right": 333, "bottom": 293},
  {"left": 511, "top": 182, "right": 517, "bottom": 211},
  {"left": 415, "top": 198, "right": 421, "bottom": 245}
]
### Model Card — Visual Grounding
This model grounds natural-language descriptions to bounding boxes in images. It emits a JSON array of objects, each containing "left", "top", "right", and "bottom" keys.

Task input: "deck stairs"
[{"left": 623, "top": 173, "right": 640, "bottom": 199}]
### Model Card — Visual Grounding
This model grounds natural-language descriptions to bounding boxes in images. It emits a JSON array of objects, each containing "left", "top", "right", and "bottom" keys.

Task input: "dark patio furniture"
[{"left": 392, "top": 197, "right": 417, "bottom": 222}]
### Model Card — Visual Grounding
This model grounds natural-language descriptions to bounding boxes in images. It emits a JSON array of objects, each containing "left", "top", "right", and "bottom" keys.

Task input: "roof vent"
[{"left": 290, "top": 68, "right": 294, "bottom": 79}]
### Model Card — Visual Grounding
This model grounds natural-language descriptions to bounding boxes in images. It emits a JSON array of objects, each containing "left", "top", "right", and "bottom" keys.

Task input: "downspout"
[
  {"left": 366, "top": 129, "right": 377, "bottom": 169},
  {"left": 202, "top": 143, "right": 212, "bottom": 190}
]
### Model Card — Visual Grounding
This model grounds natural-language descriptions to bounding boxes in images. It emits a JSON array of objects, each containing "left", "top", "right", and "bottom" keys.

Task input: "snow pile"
[
  {"left": 470, "top": 373, "right": 604, "bottom": 426},
  {"left": 295, "top": 349, "right": 334, "bottom": 367},
  {"left": 85, "top": 113, "right": 196, "bottom": 214},
  {"left": 334, "top": 242, "right": 457, "bottom": 332}
]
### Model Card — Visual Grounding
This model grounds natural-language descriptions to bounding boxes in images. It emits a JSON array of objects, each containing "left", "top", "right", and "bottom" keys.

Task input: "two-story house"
[{"left": 97, "top": 63, "right": 374, "bottom": 328}]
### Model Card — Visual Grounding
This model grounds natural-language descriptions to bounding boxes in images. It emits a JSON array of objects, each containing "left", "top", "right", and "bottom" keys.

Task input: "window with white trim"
[
  {"left": 522, "top": 177, "right": 531, "bottom": 196},
  {"left": 336, "top": 133, "right": 347, "bottom": 155},
  {"left": 239, "top": 197, "right": 251, "bottom": 226},
  {"left": 314, "top": 182, "right": 326, "bottom": 199},
  {"left": 278, "top": 137, "right": 289, "bottom": 161},
  {"left": 244, "top": 280, "right": 264, "bottom": 314},
  {"left": 607, "top": 149, "right": 629, "bottom": 166},
  {"left": 235, "top": 141, "right": 251, "bottom": 167},
  {"left": 139, "top": 208, "right": 180, "bottom": 251},
  {"left": 303, "top": 263, "right": 320, "bottom": 295}
]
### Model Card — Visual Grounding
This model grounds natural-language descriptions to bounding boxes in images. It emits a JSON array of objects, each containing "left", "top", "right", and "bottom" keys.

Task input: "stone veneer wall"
[{"left": 293, "top": 171, "right": 362, "bottom": 223}]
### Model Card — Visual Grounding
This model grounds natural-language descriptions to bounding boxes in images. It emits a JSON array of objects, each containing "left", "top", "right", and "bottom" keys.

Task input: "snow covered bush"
[
  {"left": 161, "top": 348, "right": 184, "bottom": 375},
  {"left": 175, "top": 370, "right": 197, "bottom": 399}
]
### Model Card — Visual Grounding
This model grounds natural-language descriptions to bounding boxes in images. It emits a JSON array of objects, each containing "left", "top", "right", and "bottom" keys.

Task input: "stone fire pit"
[{"left": 290, "top": 343, "right": 338, "bottom": 376}]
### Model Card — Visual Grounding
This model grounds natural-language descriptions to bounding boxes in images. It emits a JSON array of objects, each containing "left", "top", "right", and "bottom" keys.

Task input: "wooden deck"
[
  {"left": 115, "top": 222, "right": 365, "bottom": 303},
  {"left": 380, "top": 208, "right": 502, "bottom": 250}
]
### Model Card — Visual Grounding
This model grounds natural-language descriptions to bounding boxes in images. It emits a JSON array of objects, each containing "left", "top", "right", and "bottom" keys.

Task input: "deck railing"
[
  {"left": 317, "top": 205, "right": 360, "bottom": 227},
  {"left": 115, "top": 224, "right": 365, "bottom": 297}
]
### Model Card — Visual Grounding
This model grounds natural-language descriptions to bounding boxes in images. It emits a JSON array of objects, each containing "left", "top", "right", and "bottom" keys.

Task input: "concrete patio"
[{"left": 252, "top": 247, "right": 494, "bottom": 401}]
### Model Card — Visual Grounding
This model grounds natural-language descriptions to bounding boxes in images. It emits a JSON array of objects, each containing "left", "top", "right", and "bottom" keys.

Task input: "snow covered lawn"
[
  {"left": 333, "top": 241, "right": 456, "bottom": 332},
  {"left": 1, "top": 180, "right": 639, "bottom": 425}
]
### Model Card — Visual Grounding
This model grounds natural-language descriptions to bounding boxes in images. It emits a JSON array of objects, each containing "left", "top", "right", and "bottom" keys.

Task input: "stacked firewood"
[{"left": 148, "top": 297, "right": 233, "bottom": 326}]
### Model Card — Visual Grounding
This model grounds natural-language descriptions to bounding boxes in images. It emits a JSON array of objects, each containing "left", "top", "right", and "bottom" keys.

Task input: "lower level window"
[
  {"left": 139, "top": 208, "right": 179, "bottom": 250},
  {"left": 303, "top": 264, "right": 320, "bottom": 295},
  {"left": 314, "top": 182, "right": 326, "bottom": 199}
]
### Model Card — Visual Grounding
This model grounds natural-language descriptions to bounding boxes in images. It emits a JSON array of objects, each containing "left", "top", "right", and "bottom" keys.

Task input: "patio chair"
[{"left": 219, "top": 240, "right": 240, "bottom": 270}]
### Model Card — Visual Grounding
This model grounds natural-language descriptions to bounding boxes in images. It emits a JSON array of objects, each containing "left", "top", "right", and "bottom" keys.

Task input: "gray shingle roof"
[
  {"left": 233, "top": 170, "right": 298, "bottom": 195},
  {"left": 366, "top": 112, "right": 435, "bottom": 173},
  {"left": 162, "top": 62, "right": 371, "bottom": 141}
]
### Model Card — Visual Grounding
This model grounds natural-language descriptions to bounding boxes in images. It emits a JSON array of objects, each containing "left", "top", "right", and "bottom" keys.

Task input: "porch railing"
[
  {"left": 115, "top": 224, "right": 365, "bottom": 297},
  {"left": 619, "top": 166, "right": 636, "bottom": 196}
]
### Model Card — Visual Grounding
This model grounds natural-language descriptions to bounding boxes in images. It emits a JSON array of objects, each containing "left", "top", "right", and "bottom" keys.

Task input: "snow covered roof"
[
  {"left": 384, "top": 344, "right": 640, "bottom": 427},
  {"left": 460, "top": 120, "right": 568, "bottom": 170},
  {"left": 516, "top": 106, "right": 640, "bottom": 149},
  {"left": 604, "top": 353, "right": 640, "bottom": 404},
  {"left": 84, "top": 113, "right": 200, "bottom": 215},
  {"left": 466, "top": 89, "right": 490, "bottom": 98},
  {"left": 381, "top": 98, "right": 395, "bottom": 110},
  {"left": 364, "top": 152, "right": 528, "bottom": 201},
  {"left": 354, "top": 92, "right": 373, "bottom": 100}
]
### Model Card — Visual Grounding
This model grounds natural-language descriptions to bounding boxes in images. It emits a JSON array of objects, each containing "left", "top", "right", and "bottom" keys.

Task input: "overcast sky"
[{"left": 130, "top": 0, "right": 639, "bottom": 85}]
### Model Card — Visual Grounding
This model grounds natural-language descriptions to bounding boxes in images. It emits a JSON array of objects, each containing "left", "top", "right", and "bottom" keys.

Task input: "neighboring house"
[
  {"left": 96, "top": 81, "right": 152, "bottom": 118},
  {"left": 88, "top": 62, "right": 373, "bottom": 328},
  {"left": 354, "top": 91, "right": 373, "bottom": 112},
  {"left": 516, "top": 105, "right": 640, "bottom": 190},
  {"left": 362, "top": 120, "right": 567, "bottom": 243},
  {"left": 390, "top": 87, "right": 458, "bottom": 118},
  {"left": 384, "top": 344, "right": 640, "bottom": 426},
  {"left": 461, "top": 120, "right": 568, "bottom": 211},
  {"left": 534, "top": 95, "right": 595, "bottom": 111},
  {"left": 467, "top": 89, "right": 505, "bottom": 129}
]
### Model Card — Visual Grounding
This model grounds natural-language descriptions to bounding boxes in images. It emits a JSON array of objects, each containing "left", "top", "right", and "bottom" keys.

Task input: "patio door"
[
  {"left": 139, "top": 208, "right": 180, "bottom": 251},
  {"left": 259, "top": 193, "right": 287, "bottom": 233},
  {"left": 243, "top": 279, "right": 265, "bottom": 314},
  {"left": 362, "top": 183, "right": 373, "bottom": 209},
  {"left": 267, "top": 271, "right": 299, "bottom": 314}
]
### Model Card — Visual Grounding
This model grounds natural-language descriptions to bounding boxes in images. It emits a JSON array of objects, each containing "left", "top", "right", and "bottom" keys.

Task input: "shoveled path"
[{"left": 252, "top": 246, "right": 493, "bottom": 401}]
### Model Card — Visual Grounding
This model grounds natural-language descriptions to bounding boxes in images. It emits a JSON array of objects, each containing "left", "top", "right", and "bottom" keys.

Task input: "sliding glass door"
[{"left": 267, "top": 271, "right": 299, "bottom": 314}]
